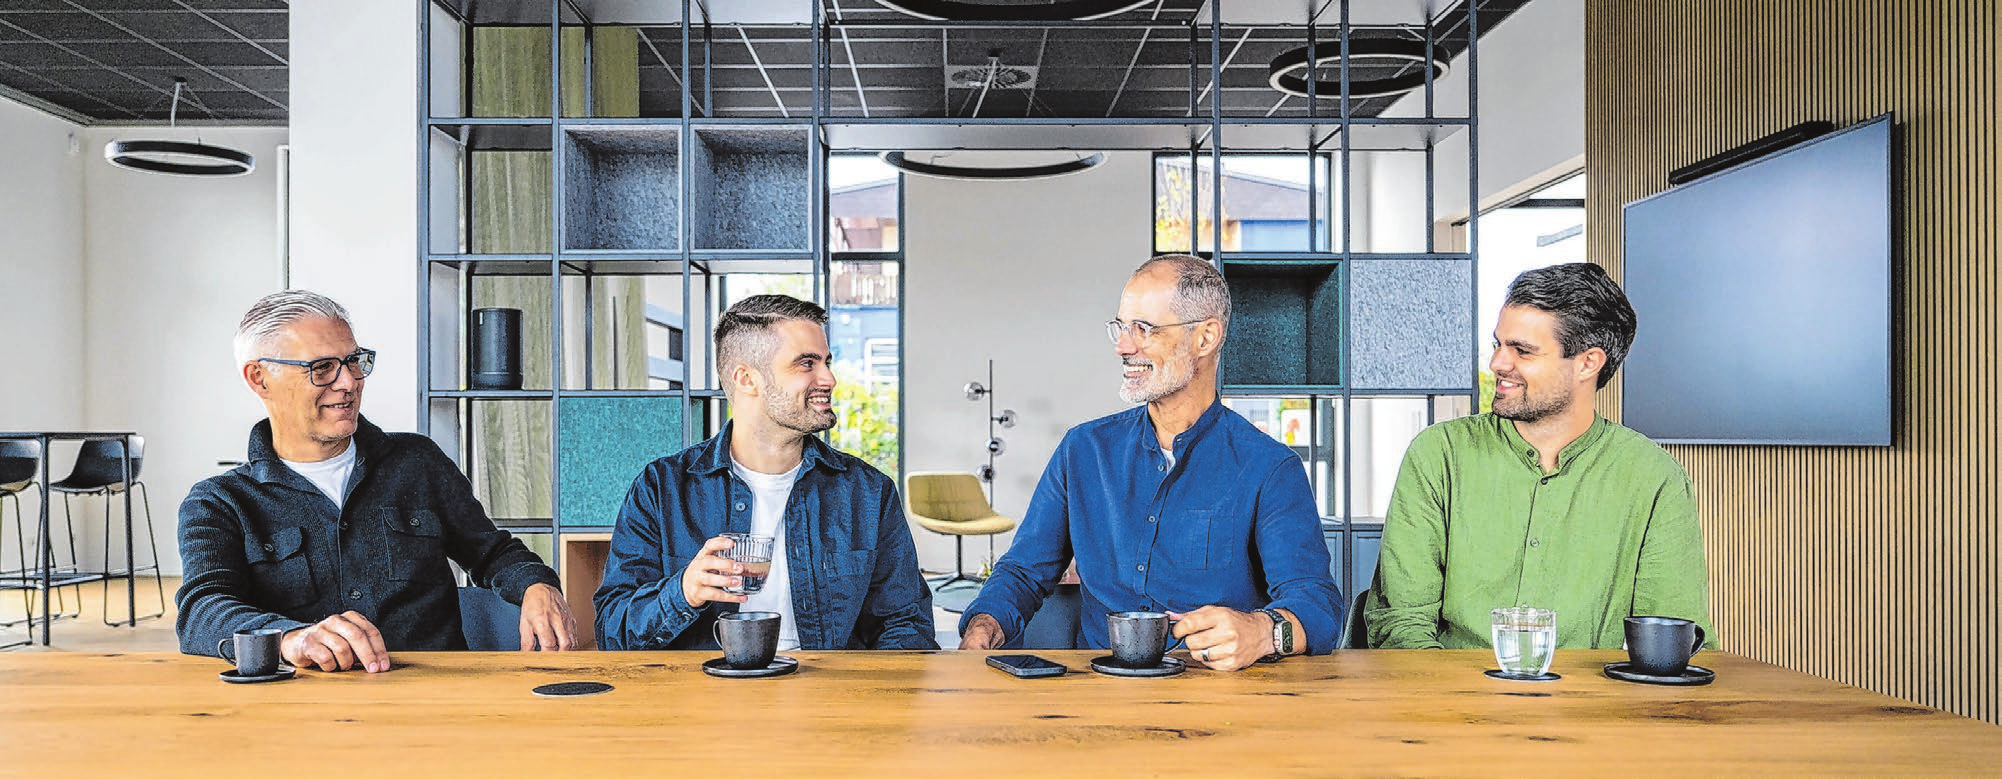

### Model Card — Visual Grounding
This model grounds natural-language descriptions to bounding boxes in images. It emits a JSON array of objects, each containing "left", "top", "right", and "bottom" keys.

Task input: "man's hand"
[
  {"left": 282, "top": 611, "right": 390, "bottom": 673},
  {"left": 959, "top": 612, "right": 1006, "bottom": 650},
  {"left": 1169, "top": 606, "right": 1274, "bottom": 672},
  {"left": 680, "top": 535, "right": 749, "bottom": 608},
  {"left": 518, "top": 582, "right": 578, "bottom": 651}
]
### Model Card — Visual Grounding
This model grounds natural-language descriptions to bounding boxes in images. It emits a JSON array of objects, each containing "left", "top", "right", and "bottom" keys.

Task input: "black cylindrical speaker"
[{"left": 469, "top": 307, "right": 523, "bottom": 390}]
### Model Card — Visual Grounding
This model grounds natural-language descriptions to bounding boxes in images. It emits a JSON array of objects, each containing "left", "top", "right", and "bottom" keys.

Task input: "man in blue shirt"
[
  {"left": 595, "top": 295, "right": 936, "bottom": 651},
  {"left": 960, "top": 255, "right": 1342, "bottom": 668}
]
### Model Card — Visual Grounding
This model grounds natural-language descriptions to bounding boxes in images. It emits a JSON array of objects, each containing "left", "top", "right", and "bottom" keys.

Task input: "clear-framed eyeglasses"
[
  {"left": 257, "top": 348, "right": 377, "bottom": 387},
  {"left": 1105, "top": 318, "right": 1206, "bottom": 345}
]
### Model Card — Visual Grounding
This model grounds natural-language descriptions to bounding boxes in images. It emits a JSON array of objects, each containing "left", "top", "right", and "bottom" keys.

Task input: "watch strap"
[{"left": 1259, "top": 608, "right": 1293, "bottom": 659}]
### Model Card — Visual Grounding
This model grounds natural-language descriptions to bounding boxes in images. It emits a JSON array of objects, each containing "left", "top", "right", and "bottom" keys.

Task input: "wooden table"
[{"left": 3, "top": 650, "right": 1998, "bottom": 776}]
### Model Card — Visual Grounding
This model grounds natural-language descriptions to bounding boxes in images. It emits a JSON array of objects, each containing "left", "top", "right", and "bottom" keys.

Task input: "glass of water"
[
  {"left": 1490, "top": 606, "right": 1557, "bottom": 678},
  {"left": 722, "top": 533, "right": 774, "bottom": 595}
]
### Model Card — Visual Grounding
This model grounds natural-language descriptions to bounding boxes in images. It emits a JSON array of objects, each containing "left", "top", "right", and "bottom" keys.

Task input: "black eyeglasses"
[
  {"left": 1105, "top": 318, "right": 1206, "bottom": 345},
  {"left": 258, "top": 349, "right": 377, "bottom": 387}
]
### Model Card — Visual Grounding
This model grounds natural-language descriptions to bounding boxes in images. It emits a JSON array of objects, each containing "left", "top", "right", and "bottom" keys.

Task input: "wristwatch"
[{"left": 1259, "top": 607, "right": 1293, "bottom": 660}]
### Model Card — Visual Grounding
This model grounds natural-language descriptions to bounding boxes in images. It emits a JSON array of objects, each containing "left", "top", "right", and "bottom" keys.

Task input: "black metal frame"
[{"left": 414, "top": 1, "right": 1483, "bottom": 602}]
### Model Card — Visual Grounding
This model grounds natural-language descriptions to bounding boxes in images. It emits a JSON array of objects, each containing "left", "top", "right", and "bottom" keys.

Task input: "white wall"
[
  {"left": 1383, "top": 0, "right": 1585, "bottom": 217},
  {"left": 902, "top": 152, "right": 1152, "bottom": 572},
  {"left": 0, "top": 98, "right": 86, "bottom": 431},
  {"left": 78, "top": 126, "right": 289, "bottom": 576},
  {"left": 289, "top": 0, "right": 420, "bottom": 432},
  {"left": 0, "top": 97, "right": 85, "bottom": 584}
]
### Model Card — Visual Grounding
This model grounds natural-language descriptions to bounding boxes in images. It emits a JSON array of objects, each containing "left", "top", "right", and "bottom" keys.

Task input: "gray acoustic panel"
[
  {"left": 689, "top": 126, "right": 810, "bottom": 251},
  {"left": 1348, "top": 259, "right": 1472, "bottom": 390},
  {"left": 562, "top": 125, "right": 680, "bottom": 251}
]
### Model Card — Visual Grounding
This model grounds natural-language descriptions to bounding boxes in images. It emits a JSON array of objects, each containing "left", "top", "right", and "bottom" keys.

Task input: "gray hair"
[
  {"left": 233, "top": 290, "right": 353, "bottom": 366},
  {"left": 1136, "top": 254, "right": 1231, "bottom": 345},
  {"left": 713, "top": 294, "right": 829, "bottom": 392}
]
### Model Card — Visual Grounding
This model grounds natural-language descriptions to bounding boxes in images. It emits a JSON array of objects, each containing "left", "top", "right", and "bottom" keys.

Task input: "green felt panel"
[
  {"left": 557, "top": 396, "right": 684, "bottom": 526},
  {"left": 1221, "top": 262, "right": 1343, "bottom": 388}
]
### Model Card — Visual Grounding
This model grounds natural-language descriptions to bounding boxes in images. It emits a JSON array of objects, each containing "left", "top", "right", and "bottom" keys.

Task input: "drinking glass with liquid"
[
  {"left": 1490, "top": 606, "right": 1557, "bottom": 678},
  {"left": 722, "top": 533, "right": 774, "bottom": 595}
]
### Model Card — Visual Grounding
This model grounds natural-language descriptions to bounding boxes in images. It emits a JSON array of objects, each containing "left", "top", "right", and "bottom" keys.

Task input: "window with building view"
[
  {"left": 828, "top": 155, "right": 902, "bottom": 477},
  {"left": 1154, "top": 153, "right": 1333, "bottom": 253}
]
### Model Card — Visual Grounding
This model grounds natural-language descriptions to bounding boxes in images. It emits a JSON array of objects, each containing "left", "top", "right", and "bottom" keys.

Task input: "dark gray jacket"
[{"left": 175, "top": 416, "right": 558, "bottom": 657}]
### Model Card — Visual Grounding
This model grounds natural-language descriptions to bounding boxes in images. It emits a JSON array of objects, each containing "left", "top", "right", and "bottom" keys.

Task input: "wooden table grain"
[{"left": 2, "top": 649, "right": 1997, "bottom": 777}]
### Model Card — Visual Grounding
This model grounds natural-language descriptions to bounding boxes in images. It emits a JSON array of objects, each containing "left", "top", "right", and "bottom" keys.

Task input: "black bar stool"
[
  {"left": 49, "top": 436, "right": 165, "bottom": 626},
  {"left": 1, "top": 440, "right": 41, "bottom": 642}
]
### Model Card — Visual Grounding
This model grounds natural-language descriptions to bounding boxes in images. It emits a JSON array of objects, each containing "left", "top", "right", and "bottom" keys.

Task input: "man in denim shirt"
[
  {"left": 177, "top": 291, "right": 575, "bottom": 673},
  {"left": 961, "top": 256, "right": 1342, "bottom": 668},
  {"left": 594, "top": 295, "right": 935, "bottom": 651}
]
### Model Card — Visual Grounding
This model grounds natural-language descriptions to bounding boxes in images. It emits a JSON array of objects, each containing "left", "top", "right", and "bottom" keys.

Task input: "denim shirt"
[
  {"left": 962, "top": 400, "right": 1344, "bottom": 654},
  {"left": 175, "top": 417, "right": 560, "bottom": 657},
  {"left": 593, "top": 422, "right": 937, "bottom": 651}
]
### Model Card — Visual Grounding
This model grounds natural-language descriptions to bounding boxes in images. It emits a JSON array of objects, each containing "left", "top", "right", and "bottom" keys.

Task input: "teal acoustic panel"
[
  {"left": 557, "top": 396, "right": 684, "bottom": 527},
  {"left": 1221, "top": 261, "right": 1343, "bottom": 388}
]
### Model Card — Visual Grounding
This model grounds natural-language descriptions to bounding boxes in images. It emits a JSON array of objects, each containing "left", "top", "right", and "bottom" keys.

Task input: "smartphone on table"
[{"left": 986, "top": 654, "right": 1067, "bottom": 679}]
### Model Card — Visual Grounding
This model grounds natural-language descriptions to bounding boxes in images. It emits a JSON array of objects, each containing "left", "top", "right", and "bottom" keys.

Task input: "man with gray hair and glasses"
[
  {"left": 177, "top": 290, "right": 576, "bottom": 673},
  {"left": 960, "top": 255, "right": 1343, "bottom": 669}
]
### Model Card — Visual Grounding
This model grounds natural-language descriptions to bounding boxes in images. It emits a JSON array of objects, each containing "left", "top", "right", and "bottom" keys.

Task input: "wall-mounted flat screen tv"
[{"left": 1621, "top": 114, "right": 1893, "bottom": 446}]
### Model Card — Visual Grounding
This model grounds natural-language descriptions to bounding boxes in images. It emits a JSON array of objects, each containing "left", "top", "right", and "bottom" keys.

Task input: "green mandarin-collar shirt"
[{"left": 1365, "top": 413, "right": 1711, "bottom": 650}]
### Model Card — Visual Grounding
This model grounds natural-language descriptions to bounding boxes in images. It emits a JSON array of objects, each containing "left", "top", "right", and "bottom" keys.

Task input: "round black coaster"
[
  {"left": 219, "top": 666, "right": 296, "bottom": 684},
  {"left": 701, "top": 656, "right": 800, "bottom": 679},
  {"left": 1088, "top": 656, "right": 1186, "bottom": 678},
  {"left": 1485, "top": 669, "right": 1562, "bottom": 682},
  {"left": 1603, "top": 662, "right": 1715, "bottom": 686},
  {"left": 531, "top": 681, "right": 614, "bottom": 697}
]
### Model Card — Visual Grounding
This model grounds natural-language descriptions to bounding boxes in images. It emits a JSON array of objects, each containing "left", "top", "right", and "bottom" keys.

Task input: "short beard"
[
  {"left": 1119, "top": 355, "right": 1196, "bottom": 405},
  {"left": 1492, "top": 379, "right": 1571, "bottom": 423},
  {"left": 760, "top": 367, "right": 837, "bottom": 434}
]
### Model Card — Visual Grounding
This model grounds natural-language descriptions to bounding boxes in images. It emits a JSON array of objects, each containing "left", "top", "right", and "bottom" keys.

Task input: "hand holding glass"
[{"left": 722, "top": 533, "right": 774, "bottom": 595}]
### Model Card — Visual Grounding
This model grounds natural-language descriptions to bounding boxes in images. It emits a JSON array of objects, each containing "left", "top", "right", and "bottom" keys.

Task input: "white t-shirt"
[
  {"left": 1161, "top": 446, "right": 1176, "bottom": 471},
  {"left": 730, "top": 459, "right": 802, "bottom": 651},
  {"left": 282, "top": 442, "right": 357, "bottom": 510}
]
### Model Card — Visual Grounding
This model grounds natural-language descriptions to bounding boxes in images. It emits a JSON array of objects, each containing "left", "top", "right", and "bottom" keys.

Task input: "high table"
[
  {"left": 0, "top": 431, "right": 139, "bottom": 646},
  {"left": 3, "top": 649, "right": 1999, "bottom": 776}
]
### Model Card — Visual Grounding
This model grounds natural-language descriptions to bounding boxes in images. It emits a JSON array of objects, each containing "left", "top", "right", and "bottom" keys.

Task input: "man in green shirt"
[{"left": 1366, "top": 262, "right": 1710, "bottom": 649}]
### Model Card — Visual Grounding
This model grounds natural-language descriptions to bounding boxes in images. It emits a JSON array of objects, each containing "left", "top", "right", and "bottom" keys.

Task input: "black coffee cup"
[
  {"left": 1624, "top": 616, "right": 1705, "bottom": 677},
  {"left": 1108, "top": 611, "right": 1184, "bottom": 668},
  {"left": 218, "top": 627, "right": 284, "bottom": 677},
  {"left": 713, "top": 611, "right": 781, "bottom": 670}
]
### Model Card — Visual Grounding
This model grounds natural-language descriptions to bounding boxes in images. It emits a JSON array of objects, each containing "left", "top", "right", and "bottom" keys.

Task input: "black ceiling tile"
[
  {"left": 79, "top": 0, "right": 187, "bottom": 10},
  {"left": 68, "top": 41, "right": 194, "bottom": 69},
  {"left": 6, "top": 11, "right": 138, "bottom": 41},
  {"left": 0, "top": 39, "right": 96, "bottom": 68},
  {"left": 0, "top": 1, "right": 85, "bottom": 11},
  {"left": 104, "top": 11, "right": 233, "bottom": 41},
  {"left": 150, "top": 40, "right": 279, "bottom": 65},
  {"left": 176, "top": 0, "right": 290, "bottom": 9},
  {"left": 193, "top": 64, "right": 283, "bottom": 91},
  {"left": 199, "top": 9, "right": 285, "bottom": 39},
  {"left": 181, "top": 88, "right": 279, "bottom": 110}
]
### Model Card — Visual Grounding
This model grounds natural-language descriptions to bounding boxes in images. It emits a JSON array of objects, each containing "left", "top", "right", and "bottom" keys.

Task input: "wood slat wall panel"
[{"left": 1587, "top": 0, "right": 2000, "bottom": 724}]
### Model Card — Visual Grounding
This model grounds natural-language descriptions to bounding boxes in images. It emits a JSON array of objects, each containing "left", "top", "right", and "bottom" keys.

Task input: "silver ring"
[{"left": 1197, "top": 648, "right": 1210, "bottom": 661}]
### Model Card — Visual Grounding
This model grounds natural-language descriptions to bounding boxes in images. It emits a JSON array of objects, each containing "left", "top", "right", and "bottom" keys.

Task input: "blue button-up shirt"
[
  {"left": 593, "top": 422, "right": 937, "bottom": 651},
  {"left": 963, "top": 400, "right": 1343, "bottom": 654}
]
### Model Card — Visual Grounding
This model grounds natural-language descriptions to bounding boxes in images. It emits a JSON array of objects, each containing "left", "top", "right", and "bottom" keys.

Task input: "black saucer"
[
  {"left": 1603, "top": 662, "right": 1715, "bottom": 686},
  {"left": 701, "top": 656, "right": 799, "bottom": 679},
  {"left": 1484, "top": 669, "right": 1562, "bottom": 682},
  {"left": 1089, "top": 656, "right": 1186, "bottom": 678},
  {"left": 219, "top": 666, "right": 296, "bottom": 684}
]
